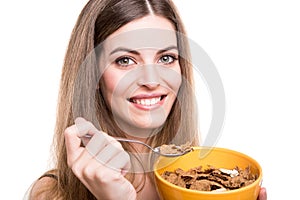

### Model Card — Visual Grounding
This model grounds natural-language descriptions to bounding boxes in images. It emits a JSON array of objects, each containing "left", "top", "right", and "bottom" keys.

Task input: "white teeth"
[
  {"left": 133, "top": 97, "right": 161, "bottom": 106},
  {"left": 145, "top": 99, "right": 151, "bottom": 105},
  {"left": 151, "top": 98, "right": 156, "bottom": 105}
]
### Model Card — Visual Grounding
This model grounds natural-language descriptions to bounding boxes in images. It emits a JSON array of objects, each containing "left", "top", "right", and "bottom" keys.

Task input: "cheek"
[
  {"left": 171, "top": 65, "right": 182, "bottom": 95},
  {"left": 161, "top": 64, "right": 182, "bottom": 94},
  {"left": 101, "top": 68, "right": 135, "bottom": 107},
  {"left": 174, "top": 66, "right": 182, "bottom": 91},
  {"left": 101, "top": 69, "right": 120, "bottom": 105}
]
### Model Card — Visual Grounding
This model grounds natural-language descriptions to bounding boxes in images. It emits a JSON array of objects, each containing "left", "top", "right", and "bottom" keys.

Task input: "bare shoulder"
[{"left": 29, "top": 175, "right": 57, "bottom": 200}]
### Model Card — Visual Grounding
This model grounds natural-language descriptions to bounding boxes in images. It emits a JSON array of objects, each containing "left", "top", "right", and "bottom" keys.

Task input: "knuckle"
[
  {"left": 124, "top": 152, "right": 130, "bottom": 162},
  {"left": 64, "top": 126, "right": 75, "bottom": 137},
  {"left": 86, "top": 121, "right": 95, "bottom": 130},
  {"left": 123, "top": 153, "right": 131, "bottom": 169},
  {"left": 82, "top": 164, "right": 98, "bottom": 181},
  {"left": 95, "top": 170, "right": 120, "bottom": 183},
  {"left": 119, "top": 150, "right": 130, "bottom": 161},
  {"left": 106, "top": 137, "right": 124, "bottom": 150},
  {"left": 113, "top": 141, "right": 123, "bottom": 150},
  {"left": 94, "top": 170, "right": 106, "bottom": 182}
]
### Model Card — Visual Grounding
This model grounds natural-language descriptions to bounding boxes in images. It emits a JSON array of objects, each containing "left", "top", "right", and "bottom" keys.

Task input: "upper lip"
[
  {"left": 127, "top": 93, "right": 167, "bottom": 102},
  {"left": 129, "top": 93, "right": 166, "bottom": 99}
]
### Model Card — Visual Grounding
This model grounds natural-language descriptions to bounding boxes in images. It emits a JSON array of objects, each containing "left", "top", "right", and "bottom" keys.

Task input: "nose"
[{"left": 137, "top": 64, "right": 160, "bottom": 89}]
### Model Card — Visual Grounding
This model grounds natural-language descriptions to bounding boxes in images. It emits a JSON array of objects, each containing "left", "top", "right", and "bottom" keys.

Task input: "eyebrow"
[
  {"left": 157, "top": 45, "right": 178, "bottom": 54},
  {"left": 109, "top": 45, "right": 178, "bottom": 56}
]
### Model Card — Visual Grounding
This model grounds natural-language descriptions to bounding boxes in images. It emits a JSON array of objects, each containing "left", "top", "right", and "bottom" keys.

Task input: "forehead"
[
  {"left": 101, "top": 15, "right": 177, "bottom": 52},
  {"left": 113, "top": 15, "right": 175, "bottom": 33}
]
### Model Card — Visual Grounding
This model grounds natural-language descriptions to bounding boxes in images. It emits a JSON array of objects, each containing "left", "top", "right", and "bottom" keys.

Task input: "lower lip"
[{"left": 130, "top": 98, "right": 165, "bottom": 111}]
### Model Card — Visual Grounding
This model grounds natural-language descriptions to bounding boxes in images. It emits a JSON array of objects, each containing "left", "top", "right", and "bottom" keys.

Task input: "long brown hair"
[{"left": 35, "top": 0, "right": 199, "bottom": 199}]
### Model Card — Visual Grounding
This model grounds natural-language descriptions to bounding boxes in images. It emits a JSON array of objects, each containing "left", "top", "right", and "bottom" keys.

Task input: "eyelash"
[
  {"left": 114, "top": 54, "right": 178, "bottom": 67},
  {"left": 158, "top": 54, "right": 178, "bottom": 65},
  {"left": 115, "top": 56, "right": 136, "bottom": 67}
]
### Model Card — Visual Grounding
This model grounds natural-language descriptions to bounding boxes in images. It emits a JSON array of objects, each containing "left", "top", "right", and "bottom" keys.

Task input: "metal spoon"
[{"left": 81, "top": 135, "right": 192, "bottom": 157}]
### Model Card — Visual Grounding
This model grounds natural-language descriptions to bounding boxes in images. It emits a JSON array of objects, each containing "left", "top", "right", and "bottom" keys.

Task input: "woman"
[{"left": 29, "top": 0, "right": 267, "bottom": 199}]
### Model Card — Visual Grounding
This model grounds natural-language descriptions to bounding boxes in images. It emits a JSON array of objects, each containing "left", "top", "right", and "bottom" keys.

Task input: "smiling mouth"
[{"left": 128, "top": 95, "right": 167, "bottom": 106}]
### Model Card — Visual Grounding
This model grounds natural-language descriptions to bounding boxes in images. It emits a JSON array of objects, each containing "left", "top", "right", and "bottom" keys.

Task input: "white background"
[{"left": 0, "top": 0, "right": 299, "bottom": 199}]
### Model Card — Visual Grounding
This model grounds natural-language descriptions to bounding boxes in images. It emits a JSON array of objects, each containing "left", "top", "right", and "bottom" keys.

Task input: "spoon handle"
[
  {"left": 114, "top": 137, "right": 158, "bottom": 153},
  {"left": 82, "top": 135, "right": 158, "bottom": 153}
]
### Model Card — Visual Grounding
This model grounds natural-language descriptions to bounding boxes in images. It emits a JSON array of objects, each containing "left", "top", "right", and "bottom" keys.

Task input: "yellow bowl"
[{"left": 154, "top": 147, "right": 262, "bottom": 200}]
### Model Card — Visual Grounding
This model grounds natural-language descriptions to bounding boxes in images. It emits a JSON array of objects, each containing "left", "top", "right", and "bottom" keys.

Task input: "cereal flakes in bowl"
[{"left": 153, "top": 147, "right": 262, "bottom": 200}]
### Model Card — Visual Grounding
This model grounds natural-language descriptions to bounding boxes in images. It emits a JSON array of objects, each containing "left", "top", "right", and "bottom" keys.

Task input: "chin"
[{"left": 116, "top": 119, "right": 166, "bottom": 138}]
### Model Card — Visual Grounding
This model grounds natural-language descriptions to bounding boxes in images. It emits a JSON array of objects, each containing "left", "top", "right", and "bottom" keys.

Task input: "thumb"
[{"left": 64, "top": 125, "right": 84, "bottom": 167}]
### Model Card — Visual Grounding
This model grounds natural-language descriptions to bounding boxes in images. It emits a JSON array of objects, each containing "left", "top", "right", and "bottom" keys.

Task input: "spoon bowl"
[{"left": 115, "top": 137, "right": 193, "bottom": 157}]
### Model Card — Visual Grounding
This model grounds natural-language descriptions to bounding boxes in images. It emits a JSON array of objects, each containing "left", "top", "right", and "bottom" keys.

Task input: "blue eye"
[
  {"left": 158, "top": 55, "right": 177, "bottom": 64},
  {"left": 115, "top": 57, "right": 135, "bottom": 66}
]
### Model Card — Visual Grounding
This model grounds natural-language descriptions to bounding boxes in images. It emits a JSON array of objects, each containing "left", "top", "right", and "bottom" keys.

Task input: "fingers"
[
  {"left": 65, "top": 117, "right": 131, "bottom": 174},
  {"left": 86, "top": 131, "right": 131, "bottom": 173},
  {"left": 75, "top": 117, "right": 100, "bottom": 137},
  {"left": 85, "top": 130, "right": 108, "bottom": 155},
  {"left": 65, "top": 117, "right": 102, "bottom": 167},
  {"left": 64, "top": 118, "right": 135, "bottom": 199},
  {"left": 64, "top": 125, "right": 84, "bottom": 167},
  {"left": 106, "top": 150, "right": 131, "bottom": 174},
  {"left": 74, "top": 117, "right": 105, "bottom": 147},
  {"left": 258, "top": 187, "right": 267, "bottom": 200},
  {"left": 94, "top": 142, "right": 122, "bottom": 163}
]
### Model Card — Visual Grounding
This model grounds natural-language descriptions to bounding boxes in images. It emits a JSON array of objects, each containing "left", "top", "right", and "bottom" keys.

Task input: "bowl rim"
[{"left": 153, "top": 146, "right": 263, "bottom": 195}]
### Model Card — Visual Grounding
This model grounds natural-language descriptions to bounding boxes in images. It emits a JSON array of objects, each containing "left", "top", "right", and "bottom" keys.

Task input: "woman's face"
[{"left": 99, "top": 15, "right": 181, "bottom": 138}]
